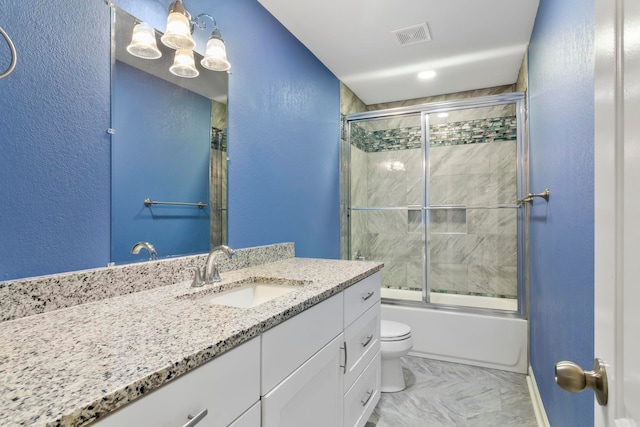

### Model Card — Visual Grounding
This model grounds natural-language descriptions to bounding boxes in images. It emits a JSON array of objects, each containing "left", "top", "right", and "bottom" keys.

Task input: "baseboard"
[{"left": 527, "top": 365, "right": 551, "bottom": 427}]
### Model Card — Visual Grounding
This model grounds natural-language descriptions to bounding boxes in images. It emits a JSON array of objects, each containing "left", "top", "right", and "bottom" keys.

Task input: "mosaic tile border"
[{"left": 350, "top": 116, "right": 517, "bottom": 153}]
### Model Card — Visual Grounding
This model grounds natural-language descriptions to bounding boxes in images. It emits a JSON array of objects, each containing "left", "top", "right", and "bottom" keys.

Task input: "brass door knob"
[{"left": 555, "top": 358, "right": 608, "bottom": 406}]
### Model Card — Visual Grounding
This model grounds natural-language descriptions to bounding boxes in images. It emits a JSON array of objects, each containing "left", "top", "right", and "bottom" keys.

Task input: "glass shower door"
[
  {"left": 349, "top": 114, "right": 425, "bottom": 301},
  {"left": 347, "top": 93, "right": 525, "bottom": 315},
  {"left": 425, "top": 104, "right": 521, "bottom": 311}
]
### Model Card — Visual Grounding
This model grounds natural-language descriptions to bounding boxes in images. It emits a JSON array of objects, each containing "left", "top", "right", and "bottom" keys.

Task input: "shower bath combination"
[{"left": 344, "top": 92, "right": 528, "bottom": 316}]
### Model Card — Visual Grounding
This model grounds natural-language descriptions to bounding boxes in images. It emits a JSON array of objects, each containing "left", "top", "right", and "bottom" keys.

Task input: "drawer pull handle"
[
  {"left": 361, "top": 334, "right": 373, "bottom": 348},
  {"left": 362, "top": 291, "right": 375, "bottom": 301},
  {"left": 340, "top": 342, "right": 348, "bottom": 374},
  {"left": 184, "top": 408, "right": 208, "bottom": 427},
  {"left": 361, "top": 389, "right": 374, "bottom": 406}
]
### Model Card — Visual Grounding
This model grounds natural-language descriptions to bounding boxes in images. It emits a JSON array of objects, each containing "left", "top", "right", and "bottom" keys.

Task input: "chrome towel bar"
[{"left": 144, "top": 198, "right": 207, "bottom": 209}]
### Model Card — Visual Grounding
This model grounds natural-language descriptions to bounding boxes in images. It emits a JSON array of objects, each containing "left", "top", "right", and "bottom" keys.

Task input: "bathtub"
[{"left": 381, "top": 290, "right": 528, "bottom": 374}]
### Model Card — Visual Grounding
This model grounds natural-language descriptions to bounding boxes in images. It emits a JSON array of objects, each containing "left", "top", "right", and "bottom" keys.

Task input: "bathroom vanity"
[{"left": 0, "top": 247, "right": 382, "bottom": 427}]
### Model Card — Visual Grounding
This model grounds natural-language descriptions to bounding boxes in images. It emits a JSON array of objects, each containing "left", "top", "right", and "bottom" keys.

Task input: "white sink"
[{"left": 205, "top": 283, "right": 300, "bottom": 308}]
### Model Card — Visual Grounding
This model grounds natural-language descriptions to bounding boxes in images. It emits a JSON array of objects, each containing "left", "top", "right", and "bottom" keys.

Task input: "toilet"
[{"left": 380, "top": 320, "right": 413, "bottom": 392}]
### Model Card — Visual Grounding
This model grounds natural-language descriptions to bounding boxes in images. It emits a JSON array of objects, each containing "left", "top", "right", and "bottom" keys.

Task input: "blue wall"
[
  {"left": 214, "top": 0, "right": 342, "bottom": 259},
  {"left": 528, "top": 0, "right": 594, "bottom": 425},
  {"left": 111, "top": 61, "right": 210, "bottom": 263},
  {"left": 0, "top": 0, "right": 111, "bottom": 281},
  {"left": 0, "top": 0, "right": 341, "bottom": 281}
]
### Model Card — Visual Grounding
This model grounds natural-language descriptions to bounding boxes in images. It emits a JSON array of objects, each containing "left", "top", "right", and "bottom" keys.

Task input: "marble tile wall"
[
  {"left": 349, "top": 123, "right": 518, "bottom": 298},
  {"left": 343, "top": 84, "right": 521, "bottom": 299},
  {"left": 340, "top": 82, "right": 368, "bottom": 259}
]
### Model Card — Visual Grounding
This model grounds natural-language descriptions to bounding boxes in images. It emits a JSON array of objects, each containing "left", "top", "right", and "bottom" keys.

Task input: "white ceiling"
[{"left": 257, "top": 0, "right": 540, "bottom": 105}]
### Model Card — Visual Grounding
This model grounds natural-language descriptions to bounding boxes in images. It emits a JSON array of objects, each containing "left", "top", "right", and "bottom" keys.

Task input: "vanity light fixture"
[
  {"left": 201, "top": 28, "right": 231, "bottom": 71},
  {"left": 170, "top": 49, "right": 200, "bottom": 78},
  {"left": 161, "top": 0, "right": 196, "bottom": 50},
  {"left": 127, "top": 22, "right": 162, "bottom": 60},
  {"left": 127, "top": 1, "right": 231, "bottom": 78}
]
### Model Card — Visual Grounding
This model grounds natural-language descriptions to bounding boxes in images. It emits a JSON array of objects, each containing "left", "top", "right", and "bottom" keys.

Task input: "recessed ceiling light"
[{"left": 418, "top": 70, "right": 436, "bottom": 79}]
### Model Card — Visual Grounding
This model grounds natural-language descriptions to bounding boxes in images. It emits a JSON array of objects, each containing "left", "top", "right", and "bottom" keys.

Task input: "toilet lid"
[{"left": 381, "top": 320, "right": 411, "bottom": 341}]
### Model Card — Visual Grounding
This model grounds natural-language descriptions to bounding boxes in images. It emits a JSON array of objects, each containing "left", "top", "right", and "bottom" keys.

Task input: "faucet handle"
[
  {"left": 190, "top": 267, "right": 204, "bottom": 287},
  {"left": 212, "top": 262, "right": 222, "bottom": 283}
]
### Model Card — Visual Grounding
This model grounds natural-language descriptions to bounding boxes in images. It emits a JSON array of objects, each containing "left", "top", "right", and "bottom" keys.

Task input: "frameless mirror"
[{"left": 110, "top": 5, "right": 228, "bottom": 264}]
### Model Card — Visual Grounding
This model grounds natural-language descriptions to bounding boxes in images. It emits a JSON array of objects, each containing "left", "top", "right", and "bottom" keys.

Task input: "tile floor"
[{"left": 366, "top": 356, "right": 538, "bottom": 427}]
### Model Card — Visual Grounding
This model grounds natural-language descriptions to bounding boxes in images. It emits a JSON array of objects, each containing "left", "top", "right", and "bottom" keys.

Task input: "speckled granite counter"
[{"left": 0, "top": 257, "right": 382, "bottom": 427}]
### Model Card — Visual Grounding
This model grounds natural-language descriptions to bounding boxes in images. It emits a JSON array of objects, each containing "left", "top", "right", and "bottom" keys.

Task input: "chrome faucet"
[
  {"left": 204, "top": 245, "right": 237, "bottom": 283},
  {"left": 131, "top": 241, "right": 158, "bottom": 261}
]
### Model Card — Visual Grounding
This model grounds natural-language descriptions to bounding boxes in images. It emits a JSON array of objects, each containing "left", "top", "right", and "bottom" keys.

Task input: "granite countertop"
[{"left": 0, "top": 257, "right": 383, "bottom": 427}]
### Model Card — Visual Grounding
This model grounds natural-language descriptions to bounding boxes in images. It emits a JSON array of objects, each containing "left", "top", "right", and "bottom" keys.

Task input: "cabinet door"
[
  {"left": 228, "top": 402, "right": 260, "bottom": 427},
  {"left": 262, "top": 333, "right": 344, "bottom": 427}
]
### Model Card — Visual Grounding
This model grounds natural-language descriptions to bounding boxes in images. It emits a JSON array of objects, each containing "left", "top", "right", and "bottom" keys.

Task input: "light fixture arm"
[{"left": 191, "top": 13, "right": 218, "bottom": 33}]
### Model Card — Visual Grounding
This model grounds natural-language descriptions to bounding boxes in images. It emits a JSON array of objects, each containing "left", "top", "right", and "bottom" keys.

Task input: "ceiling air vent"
[{"left": 391, "top": 23, "right": 432, "bottom": 47}]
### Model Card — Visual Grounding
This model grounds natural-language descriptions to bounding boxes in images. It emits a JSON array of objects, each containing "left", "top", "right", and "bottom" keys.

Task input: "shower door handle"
[{"left": 555, "top": 358, "right": 608, "bottom": 406}]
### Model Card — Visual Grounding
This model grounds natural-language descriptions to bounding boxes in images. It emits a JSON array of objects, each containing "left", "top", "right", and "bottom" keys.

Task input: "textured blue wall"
[
  {"left": 0, "top": 0, "right": 111, "bottom": 281},
  {"left": 0, "top": 0, "right": 341, "bottom": 281},
  {"left": 111, "top": 61, "right": 210, "bottom": 263},
  {"left": 213, "top": 0, "right": 341, "bottom": 259},
  {"left": 528, "top": 0, "right": 594, "bottom": 425}
]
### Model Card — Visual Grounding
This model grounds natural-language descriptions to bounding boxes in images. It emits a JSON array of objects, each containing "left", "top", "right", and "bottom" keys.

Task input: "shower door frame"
[{"left": 345, "top": 92, "right": 528, "bottom": 319}]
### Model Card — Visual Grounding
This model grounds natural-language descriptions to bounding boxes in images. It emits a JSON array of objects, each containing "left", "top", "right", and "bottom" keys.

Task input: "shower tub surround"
[
  {"left": 350, "top": 111, "right": 518, "bottom": 301},
  {"left": 0, "top": 243, "right": 383, "bottom": 426}
]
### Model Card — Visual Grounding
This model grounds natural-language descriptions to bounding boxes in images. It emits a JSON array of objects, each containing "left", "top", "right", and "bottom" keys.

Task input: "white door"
[{"left": 593, "top": 0, "right": 640, "bottom": 425}]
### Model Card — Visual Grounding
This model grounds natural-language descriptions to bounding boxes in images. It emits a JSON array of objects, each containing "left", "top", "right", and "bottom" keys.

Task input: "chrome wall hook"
[{"left": 517, "top": 188, "right": 550, "bottom": 204}]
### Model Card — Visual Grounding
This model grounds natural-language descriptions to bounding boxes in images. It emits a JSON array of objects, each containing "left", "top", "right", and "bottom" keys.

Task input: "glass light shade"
[
  {"left": 161, "top": 10, "right": 196, "bottom": 50},
  {"left": 126, "top": 22, "right": 161, "bottom": 60},
  {"left": 201, "top": 36, "right": 231, "bottom": 71},
  {"left": 169, "top": 49, "right": 199, "bottom": 78}
]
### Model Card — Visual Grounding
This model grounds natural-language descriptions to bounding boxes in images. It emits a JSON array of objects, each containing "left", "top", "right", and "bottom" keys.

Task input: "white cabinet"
[
  {"left": 343, "top": 272, "right": 381, "bottom": 427},
  {"left": 262, "top": 334, "right": 344, "bottom": 427},
  {"left": 262, "top": 272, "right": 382, "bottom": 427},
  {"left": 93, "top": 272, "right": 381, "bottom": 427},
  {"left": 93, "top": 337, "right": 260, "bottom": 427}
]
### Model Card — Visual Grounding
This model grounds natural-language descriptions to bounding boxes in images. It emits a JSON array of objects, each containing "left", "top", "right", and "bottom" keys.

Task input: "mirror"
[{"left": 111, "top": 5, "right": 228, "bottom": 263}]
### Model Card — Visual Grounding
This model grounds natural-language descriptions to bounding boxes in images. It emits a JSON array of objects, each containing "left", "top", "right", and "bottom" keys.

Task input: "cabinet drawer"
[
  {"left": 344, "top": 351, "right": 381, "bottom": 427},
  {"left": 343, "top": 303, "right": 380, "bottom": 392},
  {"left": 228, "top": 401, "right": 260, "bottom": 427},
  {"left": 93, "top": 337, "right": 260, "bottom": 427},
  {"left": 261, "top": 293, "right": 343, "bottom": 395},
  {"left": 343, "top": 272, "right": 381, "bottom": 326}
]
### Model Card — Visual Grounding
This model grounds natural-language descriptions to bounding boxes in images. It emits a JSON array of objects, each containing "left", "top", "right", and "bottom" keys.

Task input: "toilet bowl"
[{"left": 380, "top": 320, "right": 413, "bottom": 392}]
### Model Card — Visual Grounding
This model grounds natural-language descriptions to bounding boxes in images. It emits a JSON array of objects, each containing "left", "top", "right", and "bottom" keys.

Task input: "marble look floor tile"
[{"left": 367, "top": 356, "right": 537, "bottom": 427}]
